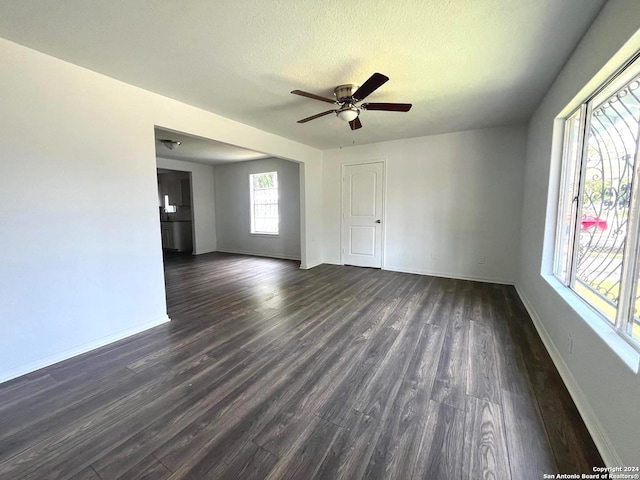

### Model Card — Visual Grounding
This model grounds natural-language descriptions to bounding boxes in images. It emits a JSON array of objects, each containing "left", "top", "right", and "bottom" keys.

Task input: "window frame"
[
  {"left": 553, "top": 51, "right": 640, "bottom": 353},
  {"left": 249, "top": 171, "right": 279, "bottom": 236},
  {"left": 554, "top": 106, "right": 586, "bottom": 285}
]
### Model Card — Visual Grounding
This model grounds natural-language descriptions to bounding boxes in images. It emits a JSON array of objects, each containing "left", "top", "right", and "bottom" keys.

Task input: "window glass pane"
[
  {"left": 250, "top": 171, "right": 279, "bottom": 234},
  {"left": 618, "top": 75, "right": 640, "bottom": 343},
  {"left": 574, "top": 74, "right": 640, "bottom": 323},
  {"left": 555, "top": 110, "right": 582, "bottom": 283}
]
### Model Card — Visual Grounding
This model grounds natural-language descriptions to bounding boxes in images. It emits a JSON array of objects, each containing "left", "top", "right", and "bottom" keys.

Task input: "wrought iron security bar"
[{"left": 576, "top": 80, "right": 639, "bottom": 311}]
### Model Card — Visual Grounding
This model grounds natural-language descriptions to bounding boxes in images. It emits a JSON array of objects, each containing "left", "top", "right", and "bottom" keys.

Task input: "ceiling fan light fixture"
[
  {"left": 337, "top": 107, "right": 359, "bottom": 122},
  {"left": 159, "top": 139, "right": 181, "bottom": 150}
]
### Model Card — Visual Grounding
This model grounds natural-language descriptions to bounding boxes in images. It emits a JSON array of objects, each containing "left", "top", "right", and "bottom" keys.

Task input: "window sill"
[
  {"left": 543, "top": 274, "right": 640, "bottom": 373},
  {"left": 250, "top": 233, "right": 279, "bottom": 237}
]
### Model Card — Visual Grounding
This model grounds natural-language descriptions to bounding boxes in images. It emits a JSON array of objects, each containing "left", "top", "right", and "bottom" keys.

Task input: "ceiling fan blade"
[
  {"left": 361, "top": 102, "right": 412, "bottom": 112},
  {"left": 349, "top": 117, "right": 362, "bottom": 130},
  {"left": 291, "top": 90, "right": 336, "bottom": 104},
  {"left": 297, "top": 109, "right": 336, "bottom": 123},
  {"left": 352, "top": 73, "right": 389, "bottom": 101}
]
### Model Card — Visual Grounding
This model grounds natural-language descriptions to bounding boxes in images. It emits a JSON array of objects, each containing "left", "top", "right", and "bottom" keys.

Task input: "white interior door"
[{"left": 342, "top": 162, "right": 384, "bottom": 268}]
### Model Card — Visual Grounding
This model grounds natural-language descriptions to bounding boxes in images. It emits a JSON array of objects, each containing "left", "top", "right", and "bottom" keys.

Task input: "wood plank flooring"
[{"left": 0, "top": 252, "right": 604, "bottom": 479}]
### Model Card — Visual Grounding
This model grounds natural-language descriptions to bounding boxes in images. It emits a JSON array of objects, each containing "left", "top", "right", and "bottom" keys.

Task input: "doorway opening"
[
  {"left": 153, "top": 127, "right": 303, "bottom": 265},
  {"left": 157, "top": 168, "right": 194, "bottom": 257}
]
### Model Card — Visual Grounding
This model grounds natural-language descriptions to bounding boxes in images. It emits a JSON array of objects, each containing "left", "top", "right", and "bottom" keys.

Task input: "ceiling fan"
[{"left": 291, "top": 72, "right": 412, "bottom": 130}]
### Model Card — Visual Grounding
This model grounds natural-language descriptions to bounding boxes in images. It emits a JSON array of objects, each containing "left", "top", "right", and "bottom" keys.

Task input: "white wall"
[
  {"left": 323, "top": 126, "right": 527, "bottom": 283},
  {"left": 518, "top": 0, "right": 640, "bottom": 466},
  {"left": 215, "top": 158, "right": 301, "bottom": 260},
  {"left": 156, "top": 157, "right": 217, "bottom": 254},
  {"left": 300, "top": 159, "right": 324, "bottom": 269},
  {"left": 0, "top": 37, "right": 321, "bottom": 383}
]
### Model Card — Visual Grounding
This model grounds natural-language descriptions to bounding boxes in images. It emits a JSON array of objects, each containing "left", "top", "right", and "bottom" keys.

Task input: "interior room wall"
[
  {"left": 214, "top": 158, "right": 301, "bottom": 260},
  {"left": 0, "top": 36, "right": 321, "bottom": 383},
  {"left": 323, "top": 125, "right": 527, "bottom": 284},
  {"left": 517, "top": 1, "right": 640, "bottom": 466},
  {"left": 156, "top": 157, "right": 217, "bottom": 254},
  {"left": 299, "top": 159, "right": 323, "bottom": 269}
]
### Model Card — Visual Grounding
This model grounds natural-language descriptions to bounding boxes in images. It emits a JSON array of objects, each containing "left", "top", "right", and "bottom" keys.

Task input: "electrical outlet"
[
  {"left": 567, "top": 334, "right": 573, "bottom": 354},
  {"left": 431, "top": 253, "right": 438, "bottom": 260},
  {"left": 478, "top": 256, "right": 486, "bottom": 264}
]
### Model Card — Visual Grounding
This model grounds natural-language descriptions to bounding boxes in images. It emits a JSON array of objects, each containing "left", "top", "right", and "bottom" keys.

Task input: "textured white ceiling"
[
  {"left": 0, "top": 0, "right": 605, "bottom": 149},
  {"left": 155, "top": 129, "right": 269, "bottom": 165}
]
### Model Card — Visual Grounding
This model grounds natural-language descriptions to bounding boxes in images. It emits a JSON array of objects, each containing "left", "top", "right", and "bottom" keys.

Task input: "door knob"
[{"left": 375, "top": 219, "right": 381, "bottom": 224}]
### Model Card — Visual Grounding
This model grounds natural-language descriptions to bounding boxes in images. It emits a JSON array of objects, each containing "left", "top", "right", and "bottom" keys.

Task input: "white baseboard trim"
[
  {"left": 216, "top": 248, "right": 301, "bottom": 261},
  {"left": 0, "top": 315, "right": 170, "bottom": 385},
  {"left": 383, "top": 264, "right": 514, "bottom": 285},
  {"left": 514, "top": 284, "right": 622, "bottom": 467},
  {"left": 300, "top": 261, "right": 322, "bottom": 270},
  {"left": 193, "top": 247, "right": 216, "bottom": 255}
]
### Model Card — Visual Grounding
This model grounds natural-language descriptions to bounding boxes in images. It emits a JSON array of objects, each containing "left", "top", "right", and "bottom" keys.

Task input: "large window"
[
  {"left": 555, "top": 53, "right": 640, "bottom": 349},
  {"left": 250, "top": 171, "right": 279, "bottom": 235}
]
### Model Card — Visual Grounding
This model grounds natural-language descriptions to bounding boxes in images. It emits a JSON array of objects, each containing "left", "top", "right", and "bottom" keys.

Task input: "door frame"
[{"left": 340, "top": 159, "right": 387, "bottom": 267}]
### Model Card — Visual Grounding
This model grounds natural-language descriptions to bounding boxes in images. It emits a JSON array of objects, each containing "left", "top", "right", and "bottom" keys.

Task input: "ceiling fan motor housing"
[{"left": 334, "top": 84, "right": 359, "bottom": 102}]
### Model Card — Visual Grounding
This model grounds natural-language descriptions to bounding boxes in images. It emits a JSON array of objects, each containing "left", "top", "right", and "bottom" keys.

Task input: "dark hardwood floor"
[{"left": 0, "top": 252, "right": 603, "bottom": 479}]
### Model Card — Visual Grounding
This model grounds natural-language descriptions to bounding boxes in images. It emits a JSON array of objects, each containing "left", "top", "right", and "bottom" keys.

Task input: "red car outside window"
[{"left": 581, "top": 215, "right": 607, "bottom": 231}]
